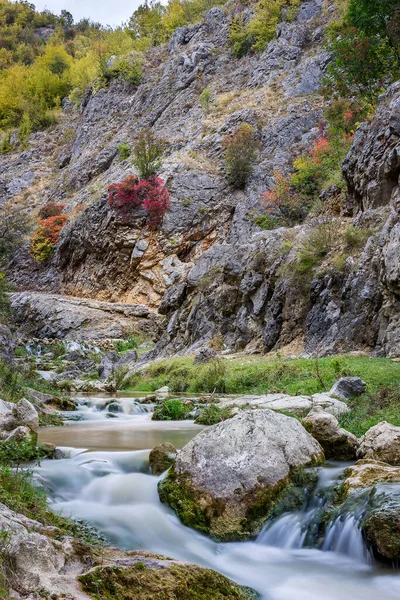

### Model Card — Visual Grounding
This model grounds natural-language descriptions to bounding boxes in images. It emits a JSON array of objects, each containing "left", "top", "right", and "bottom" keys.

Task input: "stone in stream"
[
  {"left": 337, "top": 460, "right": 400, "bottom": 562},
  {"left": 158, "top": 409, "right": 324, "bottom": 541},
  {"left": 149, "top": 442, "right": 177, "bottom": 475},
  {"left": 357, "top": 421, "right": 400, "bottom": 465},
  {"left": 155, "top": 386, "right": 170, "bottom": 399},
  {"left": 302, "top": 408, "right": 358, "bottom": 460}
]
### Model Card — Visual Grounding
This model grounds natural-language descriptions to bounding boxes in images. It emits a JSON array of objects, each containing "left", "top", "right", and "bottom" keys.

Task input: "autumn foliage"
[
  {"left": 108, "top": 175, "right": 170, "bottom": 227},
  {"left": 30, "top": 213, "right": 69, "bottom": 263}
]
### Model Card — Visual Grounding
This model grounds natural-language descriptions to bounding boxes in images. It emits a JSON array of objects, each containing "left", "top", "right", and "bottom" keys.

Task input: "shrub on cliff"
[
  {"left": 132, "top": 128, "right": 165, "bottom": 179},
  {"left": 108, "top": 174, "right": 170, "bottom": 227},
  {"left": 229, "top": 0, "right": 301, "bottom": 57},
  {"left": 30, "top": 214, "right": 69, "bottom": 263},
  {"left": 222, "top": 123, "right": 259, "bottom": 188}
]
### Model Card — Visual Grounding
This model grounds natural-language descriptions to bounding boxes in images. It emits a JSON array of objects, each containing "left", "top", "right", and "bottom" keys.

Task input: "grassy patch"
[
  {"left": 0, "top": 361, "right": 62, "bottom": 403},
  {"left": 194, "top": 404, "right": 234, "bottom": 425},
  {"left": 114, "top": 336, "right": 138, "bottom": 353},
  {"left": 339, "top": 387, "right": 400, "bottom": 437},
  {"left": 124, "top": 355, "right": 400, "bottom": 397}
]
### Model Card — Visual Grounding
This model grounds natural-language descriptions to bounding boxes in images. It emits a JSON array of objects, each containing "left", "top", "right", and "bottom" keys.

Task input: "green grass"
[
  {"left": 0, "top": 361, "right": 62, "bottom": 403},
  {"left": 114, "top": 336, "right": 138, "bottom": 353},
  {"left": 194, "top": 404, "right": 234, "bottom": 425},
  {"left": 123, "top": 355, "right": 400, "bottom": 396},
  {"left": 125, "top": 355, "right": 400, "bottom": 436},
  {"left": 339, "top": 387, "right": 400, "bottom": 437}
]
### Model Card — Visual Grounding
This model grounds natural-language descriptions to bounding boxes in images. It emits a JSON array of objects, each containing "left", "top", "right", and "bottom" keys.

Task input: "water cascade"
[{"left": 36, "top": 412, "right": 400, "bottom": 600}]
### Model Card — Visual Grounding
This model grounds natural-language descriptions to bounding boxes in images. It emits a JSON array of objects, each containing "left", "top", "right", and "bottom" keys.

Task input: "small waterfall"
[
  {"left": 257, "top": 463, "right": 371, "bottom": 564},
  {"left": 322, "top": 514, "right": 369, "bottom": 562},
  {"left": 68, "top": 396, "right": 155, "bottom": 421}
]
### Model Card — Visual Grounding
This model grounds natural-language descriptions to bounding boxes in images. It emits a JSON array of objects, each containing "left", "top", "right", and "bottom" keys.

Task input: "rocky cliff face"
[{"left": 4, "top": 0, "right": 400, "bottom": 357}]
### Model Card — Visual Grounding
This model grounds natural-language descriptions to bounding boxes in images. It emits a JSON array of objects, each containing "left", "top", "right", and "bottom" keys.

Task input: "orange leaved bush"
[{"left": 30, "top": 213, "right": 69, "bottom": 263}]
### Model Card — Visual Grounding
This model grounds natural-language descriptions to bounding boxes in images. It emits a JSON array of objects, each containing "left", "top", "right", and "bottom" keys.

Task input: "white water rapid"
[{"left": 36, "top": 395, "right": 400, "bottom": 600}]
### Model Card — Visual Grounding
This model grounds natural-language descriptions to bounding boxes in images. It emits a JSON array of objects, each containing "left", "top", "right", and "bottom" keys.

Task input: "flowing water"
[{"left": 37, "top": 395, "right": 400, "bottom": 600}]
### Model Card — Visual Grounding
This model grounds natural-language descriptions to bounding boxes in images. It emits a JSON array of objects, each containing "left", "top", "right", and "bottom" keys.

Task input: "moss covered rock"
[
  {"left": 334, "top": 460, "right": 400, "bottom": 562},
  {"left": 149, "top": 442, "right": 177, "bottom": 475},
  {"left": 159, "top": 409, "right": 324, "bottom": 541},
  {"left": 80, "top": 553, "right": 258, "bottom": 600}
]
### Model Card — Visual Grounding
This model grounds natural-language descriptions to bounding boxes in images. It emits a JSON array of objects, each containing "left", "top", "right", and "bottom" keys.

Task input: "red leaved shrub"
[{"left": 108, "top": 175, "right": 170, "bottom": 227}]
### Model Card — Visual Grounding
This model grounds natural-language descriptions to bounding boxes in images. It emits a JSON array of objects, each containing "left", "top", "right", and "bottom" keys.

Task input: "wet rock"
[
  {"left": 149, "top": 442, "right": 177, "bottom": 475},
  {"left": 0, "top": 324, "right": 15, "bottom": 364},
  {"left": 193, "top": 347, "right": 218, "bottom": 364},
  {"left": 155, "top": 386, "right": 170, "bottom": 399},
  {"left": 329, "top": 377, "right": 366, "bottom": 400},
  {"left": 342, "top": 460, "right": 400, "bottom": 494},
  {"left": 302, "top": 408, "right": 358, "bottom": 460},
  {"left": 358, "top": 422, "right": 400, "bottom": 465},
  {"left": 337, "top": 460, "right": 400, "bottom": 561},
  {"left": 159, "top": 409, "right": 324, "bottom": 540}
]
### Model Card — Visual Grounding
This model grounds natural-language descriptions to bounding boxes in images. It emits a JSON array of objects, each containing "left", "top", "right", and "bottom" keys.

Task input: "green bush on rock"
[{"left": 152, "top": 398, "right": 192, "bottom": 421}]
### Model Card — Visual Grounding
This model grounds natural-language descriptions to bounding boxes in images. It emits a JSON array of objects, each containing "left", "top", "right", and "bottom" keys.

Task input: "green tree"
[
  {"left": 128, "top": 0, "right": 167, "bottom": 47},
  {"left": 326, "top": 0, "right": 400, "bottom": 102}
]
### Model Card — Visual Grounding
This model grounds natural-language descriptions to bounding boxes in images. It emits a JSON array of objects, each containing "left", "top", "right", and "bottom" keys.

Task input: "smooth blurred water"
[
  {"left": 35, "top": 397, "right": 400, "bottom": 599},
  {"left": 38, "top": 395, "right": 203, "bottom": 450}
]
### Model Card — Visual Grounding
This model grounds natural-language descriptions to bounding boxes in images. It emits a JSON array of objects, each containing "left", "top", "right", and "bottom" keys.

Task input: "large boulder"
[
  {"left": 0, "top": 324, "right": 15, "bottom": 364},
  {"left": 149, "top": 442, "right": 177, "bottom": 476},
  {"left": 358, "top": 421, "right": 400, "bottom": 465},
  {"left": 362, "top": 486, "right": 400, "bottom": 562},
  {"left": 329, "top": 377, "right": 366, "bottom": 400},
  {"left": 302, "top": 408, "right": 358, "bottom": 460},
  {"left": 158, "top": 409, "right": 324, "bottom": 540}
]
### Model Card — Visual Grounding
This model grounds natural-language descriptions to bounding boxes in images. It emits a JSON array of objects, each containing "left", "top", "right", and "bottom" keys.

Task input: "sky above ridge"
[{"left": 32, "top": 0, "right": 142, "bottom": 27}]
